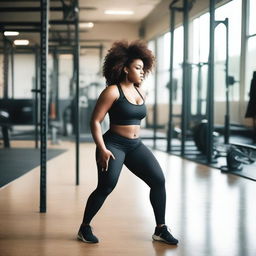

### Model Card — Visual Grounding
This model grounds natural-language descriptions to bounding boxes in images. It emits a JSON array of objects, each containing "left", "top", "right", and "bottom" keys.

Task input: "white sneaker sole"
[
  {"left": 152, "top": 234, "right": 178, "bottom": 245},
  {"left": 77, "top": 232, "right": 98, "bottom": 243}
]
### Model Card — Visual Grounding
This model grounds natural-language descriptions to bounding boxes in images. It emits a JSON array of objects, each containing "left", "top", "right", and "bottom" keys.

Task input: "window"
[
  {"left": 155, "top": 33, "right": 172, "bottom": 130},
  {"left": 192, "top": 13, "right": 210, "bottom": 64},
  {"left": 157, "top": 32, "right": 171, "bottom": 105},
  {"left": 145, "top": 40, "right": 155, "bottom": 105},
  {"left": 173, "top": 26, "right": 184, "bottom": 105},
  {"left": 13, "top": 54, "right": 35, "bottom": 99},
  {"left": 58, "top": 54, "right": 73, "bottom": 99},
  {"left": 245, "top": 0, "right": 256, "bottom": 100},
  {"left": 215, "top": 0, "right": 242, "bottom": 101},
  {"left": 249, "top": 0, "right": 256, "bottom": 35},
  {"left": 191, "top": 13, "right": 209, "bottom": 115}
]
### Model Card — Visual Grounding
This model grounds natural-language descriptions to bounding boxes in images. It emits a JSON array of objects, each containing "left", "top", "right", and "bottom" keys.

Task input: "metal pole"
[
  {"left": 53, "top": 50, "right": 59, "bottom": 120},
  {"left": 56, "top": 54, "right": 59, "bottom": 121},
  {"left": 167, "top": 6, "right": 175, "bottom": 152},
  {"left": 239, "top": 0, "right": 248, "bottom": 123},
  {"left": 40, "top": 0, "right": 49, "bottom": 213},
  {"left": 35, "top": 47, "right": 40, "bottom": 149},
  {"left": 181, "top": 0, "right": 189, "bottom": 156},
  {"left": 187, "top": 62, "right": 192, "bottom": 125},
  {"left": 224, "top": 18, "right": 230, "bottom": 144},
  {"left": 197, "top": 63, "right": 203, "bottom": 115},
  {"left": 206, "top": 0, "right": 215, "bottom": 163},
  {"left": 74, "top": 0, "right": 80, "bottom": 185}
]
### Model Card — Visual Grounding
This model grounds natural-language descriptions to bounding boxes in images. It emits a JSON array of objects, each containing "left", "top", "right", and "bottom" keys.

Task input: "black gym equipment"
[
  {"left": 167, "top": 0, "right": 196, "bottom": 155},
  {"left": 192, "top": 119, "right": 225, "bottom": 160},
  {"left": 74, "top": 4, "right": 80, "bottom": 185},
  {"left": 205, "top": 0, "right": 216, "bottom": 164},
  {"left": 192, "top": 18, "right": 232, "bottom": 156},
  {"left": 0, "top": 100, "right": 36, "bottom": 148},
  {"left": 167, "top": 0, "right": 239, "bottom": 166},
  {"left": 220, "top": 143, "right": 256, "bottom": 181},
  {"left": 39, "top": 0, "right": 49, "bottom": 213},
  {"left": 193, "top": 120, "right": 210, "bottom": 155},
  {"left": 0, "top": 110, "right": 10, "bottom": 148},
  {"left": 0, "top": 99, "right": 35, "bottom": 125},
  {"left": 0, "top": 0, "right": 82, "bottom": 211},
  {"left": 225, "top": 145, "right": 255, "bottom": 171},
  {"left": 0, "top": 0, "right": 106, "bottom": 209}
]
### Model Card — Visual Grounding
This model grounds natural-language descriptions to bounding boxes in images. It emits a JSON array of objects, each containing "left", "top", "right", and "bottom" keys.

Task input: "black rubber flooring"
[{"left": 0, "top": 148, "right": 66, "bottom": 188}]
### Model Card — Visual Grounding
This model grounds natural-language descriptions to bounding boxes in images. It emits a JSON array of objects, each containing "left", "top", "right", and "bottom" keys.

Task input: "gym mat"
[
  {"left": 0, "top": 148, "right": 66, "bottom": 188},
  {"left": 226, "top": 163, "right": 256, "bottom": 182}
]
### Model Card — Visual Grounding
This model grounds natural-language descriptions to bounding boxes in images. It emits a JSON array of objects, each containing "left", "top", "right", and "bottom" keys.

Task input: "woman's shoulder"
[
  {"left": 103, "top": 84, "right": 119, "bottom": 93},
  {"left": 100, "top": 84, "right": 120, "bottom": 100},
  {"left": 106, "top": 84, "right": 119, "bottom": 90}
]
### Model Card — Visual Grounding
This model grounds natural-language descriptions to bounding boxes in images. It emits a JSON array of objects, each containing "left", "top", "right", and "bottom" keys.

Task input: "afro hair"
[{"left": 103, "top": 40, "right": 155, "bottom": 86}]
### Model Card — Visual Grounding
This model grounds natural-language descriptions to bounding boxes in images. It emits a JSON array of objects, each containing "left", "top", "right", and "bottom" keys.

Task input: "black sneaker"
[
  {"left": 152, "top": 225, "right": 179, "bottom": 245},
  {"left": 77, "top": 224, "right": 99, "bottom": 243}
]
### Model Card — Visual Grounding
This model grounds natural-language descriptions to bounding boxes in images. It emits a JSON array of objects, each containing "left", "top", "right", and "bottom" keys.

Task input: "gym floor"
[{"left": 0, "top": 140, "right": 255, "bottom": 256}]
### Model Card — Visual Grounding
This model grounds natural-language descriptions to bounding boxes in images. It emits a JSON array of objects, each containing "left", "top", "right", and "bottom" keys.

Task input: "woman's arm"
[{"left": 90, "top": 85, "right": 118, "bottom": 170}]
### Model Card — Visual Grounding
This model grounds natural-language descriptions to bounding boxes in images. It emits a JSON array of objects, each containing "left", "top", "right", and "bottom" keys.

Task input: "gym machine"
[
  {"left": 167, "top": 0, "right": 196, "bottom": 156},
  {"left": 0, "top": 0, "right": 81, "bottom": 211},
  {"left": 167, "top": 0, "right": 237, "bottom": 164}
]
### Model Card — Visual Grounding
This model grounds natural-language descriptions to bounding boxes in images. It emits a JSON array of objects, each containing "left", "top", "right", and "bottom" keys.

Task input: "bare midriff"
[{"left": 110, "top": 124, "right": 140, "bottom": 139}]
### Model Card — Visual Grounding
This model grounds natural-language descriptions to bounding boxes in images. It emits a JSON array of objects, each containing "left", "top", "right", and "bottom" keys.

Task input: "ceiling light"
[
  {"left": 79, "top": 22, "right": 94, "bottom": 28},
  {"left": 104, "top": 10, "right": 134, "bottom": 15},
  {"left": 4, "top": 31, "right": 19, "bottom": 36},
  {"left": 14, "top": 40, "right": 29, "bottom": 46}
]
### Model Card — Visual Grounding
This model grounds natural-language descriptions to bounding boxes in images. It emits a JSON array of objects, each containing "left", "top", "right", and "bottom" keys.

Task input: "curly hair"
[{"left": 103, "top": 40, "right": 155, "bottom": 86}]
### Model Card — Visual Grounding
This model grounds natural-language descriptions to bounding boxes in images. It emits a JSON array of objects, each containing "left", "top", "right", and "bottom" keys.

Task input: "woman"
[{"left": 77, "top": 40, "right": 178, "bottom": 245}]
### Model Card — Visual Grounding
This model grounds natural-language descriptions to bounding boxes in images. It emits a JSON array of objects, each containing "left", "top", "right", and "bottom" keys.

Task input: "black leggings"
[{"left": 82, "top": 130, "right": 166, "bottom": 225}]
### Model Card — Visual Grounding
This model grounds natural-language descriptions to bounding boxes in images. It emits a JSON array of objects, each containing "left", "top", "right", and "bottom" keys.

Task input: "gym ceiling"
[{"left": 0, "top": 0, "right": 162, "bottom": 47}]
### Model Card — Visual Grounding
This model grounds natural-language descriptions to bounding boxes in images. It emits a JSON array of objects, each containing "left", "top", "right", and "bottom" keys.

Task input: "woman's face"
[{"left": 125, "top": 59, "right": 144, "bottom": 84}]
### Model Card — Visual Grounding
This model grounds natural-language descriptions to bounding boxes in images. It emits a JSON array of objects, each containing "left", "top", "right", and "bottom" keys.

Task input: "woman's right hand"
[{"left": 97, "top": 149, "right": 115, "bottom": 171}]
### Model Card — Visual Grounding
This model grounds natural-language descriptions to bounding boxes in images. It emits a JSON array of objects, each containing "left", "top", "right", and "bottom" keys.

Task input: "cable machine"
[
  {"left": 167, "top": 0, "right": 196, "bottom": 155},
  {"left": 167, "top": 0, "right": 233, "bottom": 164}
]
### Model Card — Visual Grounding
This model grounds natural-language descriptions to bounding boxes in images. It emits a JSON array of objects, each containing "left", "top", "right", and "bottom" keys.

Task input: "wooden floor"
[{"left": 0, "top": 140, "right": 256, "bottom": 256}]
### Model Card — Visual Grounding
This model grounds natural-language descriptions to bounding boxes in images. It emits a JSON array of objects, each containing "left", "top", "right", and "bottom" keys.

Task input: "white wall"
[
  {"left": 0, "top": 55, "right": 3, "bottom": 98},
  {"left": 13, "top": 54, "right": 35, "bottom": 99}
]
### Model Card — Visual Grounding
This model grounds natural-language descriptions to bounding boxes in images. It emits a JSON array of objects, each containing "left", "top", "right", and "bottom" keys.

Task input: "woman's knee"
[{"left": 151, "top": 175, "right": 165, "bottom": 188}]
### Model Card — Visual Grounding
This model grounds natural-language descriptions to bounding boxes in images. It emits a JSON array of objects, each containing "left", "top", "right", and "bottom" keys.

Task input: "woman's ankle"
[{"left": 81, "top": 223, "right": 90, "bottom": 227}]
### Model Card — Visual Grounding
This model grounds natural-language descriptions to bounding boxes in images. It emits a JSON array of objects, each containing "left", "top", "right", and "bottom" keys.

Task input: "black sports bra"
[{"left": 108, "top": 85, "right": 147, "bottom": 125}]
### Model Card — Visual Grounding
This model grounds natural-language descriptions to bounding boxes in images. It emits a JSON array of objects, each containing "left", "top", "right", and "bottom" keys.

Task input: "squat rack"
[
  {"left": 167, "top": 0, "right": 231, "bottom": 164},
  {"left": 0, "top": 0, "right": 81, "bottom": 212},
  {"left": 167, "top": 0, "right": 196, "bottom": 156}
]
